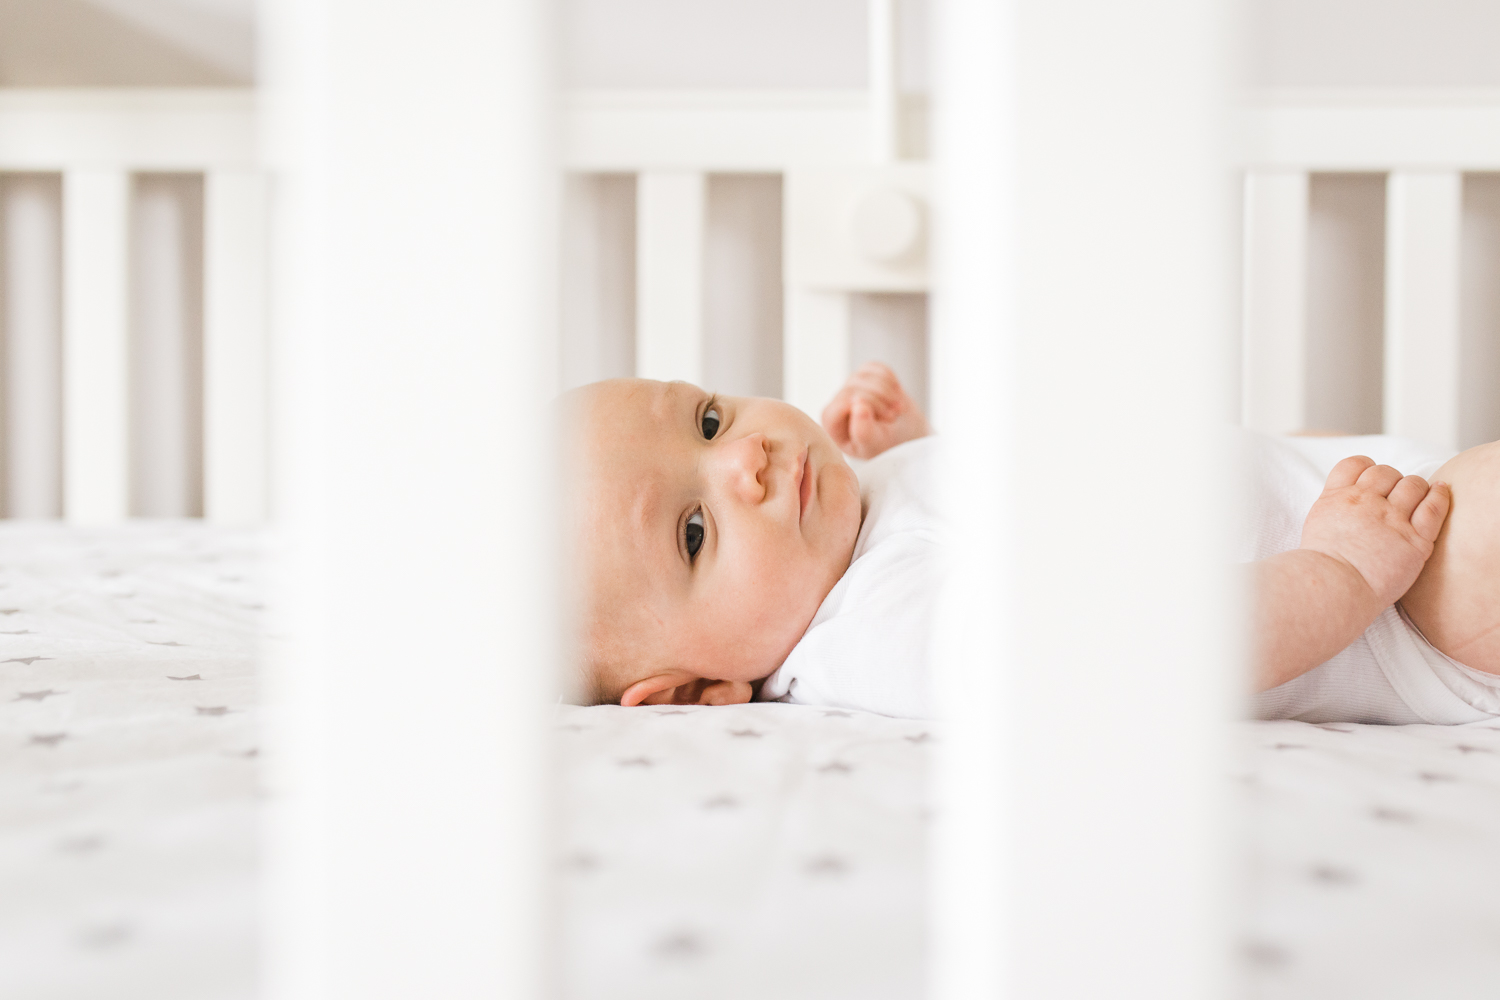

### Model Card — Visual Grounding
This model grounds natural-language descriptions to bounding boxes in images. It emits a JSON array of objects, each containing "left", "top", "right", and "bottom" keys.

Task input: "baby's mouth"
[{"left": 798, "top": 449, "right": 813, "bottom": 523}]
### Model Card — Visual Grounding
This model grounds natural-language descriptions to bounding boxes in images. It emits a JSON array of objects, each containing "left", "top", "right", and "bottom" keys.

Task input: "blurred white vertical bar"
[
  {"left": 204, "top": 170, "right": 268, "bottom": 523},
  {"left": 636, "top": 170, "right": 704, "bottom": 383},
  {"left": 1386, "top": 170, "right": 1462, "bottom": 452},
  {"left": 868, "top": 0, "right": 899, "bottom": 162},
  {"left": 1, "top": 175, "right": 64, "bottom": 518},
  {"left": 1242, "top": 170, "right": 1309, "bottom": 434},
  {"left": 62, "top": 169, "right": 130, "bottom": 524},
  {"left": 783, "top": 288, "right": 850, "bottom": 418},
  {"left": 928, "top": 0, "right": 1013, "bottom": 993},
  {"left": 260, "top": 0, "right": 553, "bottom": 997},
  {"left": 932, "top": 0, "right": 1230, "bottom": 998}
]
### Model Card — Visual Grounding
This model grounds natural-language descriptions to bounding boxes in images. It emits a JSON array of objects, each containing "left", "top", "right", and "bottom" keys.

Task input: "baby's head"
[
  {"left": 563, "top": 379, "right": 863, "bottom": 706},
  {"left": 1402, "top": 439, "right": 1500, "bottom": 673}
]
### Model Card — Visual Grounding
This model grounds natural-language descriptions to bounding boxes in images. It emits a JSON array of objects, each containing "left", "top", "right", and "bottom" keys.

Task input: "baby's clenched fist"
[
  {"left": 1299, "top": 455, "right": 1452, "bottom": 609},
  {"left": 822, "top": 362, "right": 931, "bottom": 460}
]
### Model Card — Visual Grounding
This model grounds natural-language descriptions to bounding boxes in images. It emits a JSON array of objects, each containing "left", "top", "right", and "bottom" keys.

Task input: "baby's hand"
[
  {"left": 1299, "top": 456, "right": 1452, "bottom": 608},
  {"left": 821, "top": 362, "right": 931, "bottom": 460}
]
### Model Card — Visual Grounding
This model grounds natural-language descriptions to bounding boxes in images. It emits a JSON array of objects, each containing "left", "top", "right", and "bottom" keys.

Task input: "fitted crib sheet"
[{"left": 4, "top": 522, "right": 1500, "bottom": 999}]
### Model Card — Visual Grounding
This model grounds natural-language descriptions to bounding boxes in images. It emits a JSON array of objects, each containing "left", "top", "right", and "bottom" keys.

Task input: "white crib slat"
[
  {"left": 204, "top": 171, "right": 268, "bottom": 524},
  {"left": 783, "top": 289, "right": 851, "bottom": 419},
  {"left": 1386, "top": 170, "right": 1462, "bottom": 452},
  {"left": 636, "top": 171, "right": 705, "bottom": 384},
  {"left": 867, "top": 0, "right": 899, "bottom": 162},
  {"left": 62, "top": 169, "right": 130, "bottom": 524},
  {"left": 1242, "top": 170, "right": 1309, "bottom": 434}
]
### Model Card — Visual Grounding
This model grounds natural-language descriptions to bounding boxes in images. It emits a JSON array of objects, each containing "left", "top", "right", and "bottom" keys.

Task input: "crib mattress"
[
  {"left": 0, "top": 522, "right": 261, "bottom": 1000},
  {"left": 5, "top": 523, "right": 1500, "bottom": 999}
]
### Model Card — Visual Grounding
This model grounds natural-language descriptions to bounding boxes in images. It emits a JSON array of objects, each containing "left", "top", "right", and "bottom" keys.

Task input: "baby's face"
[{"left": 570, "top": 379, "right": 862, "bottom": 704}]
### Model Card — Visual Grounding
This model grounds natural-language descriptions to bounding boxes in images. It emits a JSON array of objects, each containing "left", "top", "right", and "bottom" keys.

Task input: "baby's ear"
[{"left": 619, "top": 673, "right": 753, "bottom": 707}]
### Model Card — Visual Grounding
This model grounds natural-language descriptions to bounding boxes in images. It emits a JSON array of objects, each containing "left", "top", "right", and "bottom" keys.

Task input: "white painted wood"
[
  {"left": 0, "top": 89, "right": 256, "bottom": 170},
  {"left": 204, "top": 171, "right": 268, "bottom": 524},
  {"left": 1242, "top": 171, "right": 1309, "bottom": 434},
  {"left": 784, "top": 166, "right": 929, "bottom": 293},
  {"left": 560, "top": 90, "right": 872, "bottom": 170},
  {"left": 867, "top": 0, "right": 899, "bottom": 162},
  {"left": 636, "top": 171, "right": 705, "bottom": 384},
  {"left": 931, "top": 0, "right": 1231, "bottom": 997},
  {"left": 259, "top": 0, "right": 552, "bottom": 996},
  {"left": 783, "top": 288, "right": 850, "bottom": 419},
  {"left": 1245, "top": 90, "right": 1500, "bottom": 170},
  {"left": 62, "top": 169, "right": 130, "bottom": 524},
  {"left": 1, "top": 175, "right": 63, "bottom": 518},
  {"left": 1385, "top": 171, "right": 1463, "bottom": 452}
]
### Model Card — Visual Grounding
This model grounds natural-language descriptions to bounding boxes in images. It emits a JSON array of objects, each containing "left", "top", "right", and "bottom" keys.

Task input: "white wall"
[
  {"left": 6, "top": 0, "right": 1500, "bottom": 91},
  {"left": 1250, "top": 0, "right": 1500, "bottom": 89}
]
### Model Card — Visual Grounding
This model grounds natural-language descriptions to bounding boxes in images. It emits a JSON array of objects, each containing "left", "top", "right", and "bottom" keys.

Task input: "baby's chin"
[{"left": 1402, "top": 440, "right": 1500, "bottom": 674}]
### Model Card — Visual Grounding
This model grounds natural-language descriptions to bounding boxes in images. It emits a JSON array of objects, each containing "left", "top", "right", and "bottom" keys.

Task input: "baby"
[
  {"left": 564, "top": 363, "right": 934, "bottom": 713},
  {"left": 1247, "top": 430, "right": 1500, "bottom": 724},
  {"left": 568, "top": 364, "right": 1500, "bottom": 723}
]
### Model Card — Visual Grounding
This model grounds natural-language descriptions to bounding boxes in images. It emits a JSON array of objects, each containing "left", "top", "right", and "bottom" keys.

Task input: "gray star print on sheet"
[
  {"left": 167, "top": 674, "right": 202, "bottom": 681},
  {"left": 196, "top": 706, "right": 231, "bottom": 716},
  {"left": 653, "top": 932, "right": 705, "bottom": 960},
  {"left": 14, "top": 689, "right": 63, "bottom": 702},
  {"left": 29, "top": 733, "right": 67, "bottom": 747},
  {"left": 0, "top": 609, "right": 19, "bottom": 615},
  {"left": 1310, "top": 865, "right": 1358, "bottom": 886},
  {"left": 817, "top": 761, "right": 853, "bottom": 774},
  {"left": 4, "top": 657, "right": 52, "bottom": 665},
  {"left": 1, "top": 629, "right": 32, "bottom": 635},
  {"left": 805, "top": 854, "right": 850, "bottom": 876},
  {"left": 148, "top": 641, "right": 185, "bottom": 647},
  {"left": 728, "top": 728, "right": 763, "bottom": 738}
]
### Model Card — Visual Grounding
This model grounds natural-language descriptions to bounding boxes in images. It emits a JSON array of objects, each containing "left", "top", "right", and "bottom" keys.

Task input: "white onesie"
[
  {"left": 759, "top": 436, "right": 943, "bottom": 718},
  {"left": 1239, "top": 430, "right": 1500, "bottom": 725},
  {"left": 761, "top": 430, "right": 1500, "bottom": 724}
]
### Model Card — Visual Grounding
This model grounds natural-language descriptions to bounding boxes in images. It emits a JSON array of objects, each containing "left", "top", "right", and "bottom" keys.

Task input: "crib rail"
[
  {"left": 0, "top": 89, "right": 265, "bottom": 523},
  {"left": 1241, "top": 90, "right": 1500, "bottom": 452},
  {"left": 8, "top": 86, "right": 1497, "bottom": 523}
]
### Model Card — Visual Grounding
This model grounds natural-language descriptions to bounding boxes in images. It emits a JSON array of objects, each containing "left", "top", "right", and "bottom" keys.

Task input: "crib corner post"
[{"left": 1385, "top": 169, "right": 1462, "bottom": 452}]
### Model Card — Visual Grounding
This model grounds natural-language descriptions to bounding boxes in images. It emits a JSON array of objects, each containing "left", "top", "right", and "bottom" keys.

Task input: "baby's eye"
[
  {"left": 701, "top": 406, "right": 721, "bottom": 440},
  {"left": 685, "top": 511, "right": 705, "bottom": 559}
]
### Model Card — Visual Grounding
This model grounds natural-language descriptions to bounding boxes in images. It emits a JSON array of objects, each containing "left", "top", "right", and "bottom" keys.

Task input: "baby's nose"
[{"left": 715, "top": 433, "right": 770, "bottom": 502}]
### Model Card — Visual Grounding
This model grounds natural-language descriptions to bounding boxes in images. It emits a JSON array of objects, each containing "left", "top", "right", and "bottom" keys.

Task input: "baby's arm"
[
  {"left": 822, "top": 362, "right": 931, "bottom": 460},
  {"left": 1251, "top": 456, "right": 1451, "bottom": 691}
]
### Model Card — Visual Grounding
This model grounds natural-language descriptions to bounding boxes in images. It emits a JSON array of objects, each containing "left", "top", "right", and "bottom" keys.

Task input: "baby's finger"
[
  {"left": 821, "top": 392, "right": 855, "bottom": 447},
  {"left": 1411, "top": 481, "right": 1452, "bottom": 544},
  {"left": 1325, "top": 455, "right": 1375, "bottom": 491},
  {"left": 1355, "top": 463, "right": 1403, "bottom": 497},
  {"left": 855, "top": 361, "right": 898, "bottom": 387},
  {"left": 848, "top": 398, "right": 881, "bottom": 459},
  {"left": 1387, "top": 474, "right": 1430, "bottom": 517},
  {"left": 847, "top": 374, "right": 899, "bottom": 417}
]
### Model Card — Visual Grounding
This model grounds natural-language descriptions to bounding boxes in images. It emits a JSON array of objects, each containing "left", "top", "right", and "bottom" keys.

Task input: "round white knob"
[{"left": 849, "top": 188, "right": 923, "bottom": 262}]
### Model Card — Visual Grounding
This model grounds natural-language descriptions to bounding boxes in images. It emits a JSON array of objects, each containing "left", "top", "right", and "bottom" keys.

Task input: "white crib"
[
  {"left": 5, "top": 6, "right": 1500, "bottom": 997},
  {"left": 7, "top": 88, "right": 1498, "bottom": 528},
  {"left": 0, "top": 88, "right": 266, "bottom": 525}
]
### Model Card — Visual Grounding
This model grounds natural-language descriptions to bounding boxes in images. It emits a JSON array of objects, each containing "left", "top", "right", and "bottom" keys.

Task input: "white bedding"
[
  {"left": 5, "top": 522, "right": 1500, "bottom": 999},
  {"left": 0, "top": 523, "right": 260, "bottom": 1000}
]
